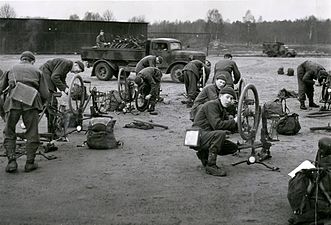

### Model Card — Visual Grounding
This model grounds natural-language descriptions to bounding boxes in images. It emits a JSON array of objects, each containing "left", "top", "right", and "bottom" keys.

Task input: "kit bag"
[
  {"left": 11, "top": 82, "right": 38, "bottom": 106},
  {"left": 276, "top": 113, "right": 301, "bottom": 135},
  {"left": 86, "top": 118, "right": 119, "bottom": 149},
  {"left": 263, "top": 99, "right": 284, "bottom": 118}
]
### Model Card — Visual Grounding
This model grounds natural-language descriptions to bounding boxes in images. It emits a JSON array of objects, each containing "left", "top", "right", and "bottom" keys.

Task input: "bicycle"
[{"left": 68, "top": 74, "right": 113, "bottom": 125}]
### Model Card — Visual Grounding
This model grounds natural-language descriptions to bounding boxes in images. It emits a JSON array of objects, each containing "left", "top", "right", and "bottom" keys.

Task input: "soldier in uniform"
[
  {"left": 134, "top": 67, "right": 163, "bottom": 113},
  {"left": 182, "top": 59, "right": 211, "bottom": 108},
  {"left": 297, "top": 60, "right": 329, "bottom": 110},
  {"left": 190, "top": 74, "right": 227, "bottom": 121},
  {"left": 135, "top": 55, "right": 163, "bottom": 74},
  {"left": 214, "top": 53, "right": 241, "bottom": 88},
  {"left": 39, "top": 58, "right": 84, "bottom": 134},
  {"left": 192, "top": 87, "right": 238, "bottom": 177},
  {"left": 0, "top": 51, "right": 50, "bottom": 173},
  {"left": 96, "top": 29, "right": 108, "bottom": 48}
]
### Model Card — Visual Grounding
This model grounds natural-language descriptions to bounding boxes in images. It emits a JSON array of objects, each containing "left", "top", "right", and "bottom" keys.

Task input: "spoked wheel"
[
  {"left": 92, "top": 89, "right": 110, "bottom": 114},
  {"left": 68, "top": 74, "right": 86, "bottom": 115},
  {"left": 118, "top": 68, "right": 136, "bottom": 103},
  {"left": 135, "top": 85, "right": 150, "bottom": 112},
  {"left": 237, "top": 78, "right": 246, "bottom": 98},
  {"left": 237, "top": 84, "right": 261, "bottom": 141}
]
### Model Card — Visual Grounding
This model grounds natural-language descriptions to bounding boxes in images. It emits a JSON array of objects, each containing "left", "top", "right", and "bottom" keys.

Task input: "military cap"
[
  {"left": 20, "top": 51, "right": 35, "bottom": 61},
  {"left": 220, "top": 86, "right": 236, "bottom": 99},
  {"left": 75, "top": 61, "right": 85, "bottom": 72}
]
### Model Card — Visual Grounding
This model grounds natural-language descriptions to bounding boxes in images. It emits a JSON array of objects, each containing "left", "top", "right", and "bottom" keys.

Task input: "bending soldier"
[
  {"left": 297, "top": 60, "right": 328, "bottom": 110},
  {"left": 0, "top": 51, "right": 50, "bottom": 173},
  {"left": 182, "top": 59, "right": 211, "bottom": 108},
  {"left": 214, "top": 53, "right": 241, "bottom": 88},
  {"left": 39, "top": 58, "right": 84, "bottom": 135},
  {"left": 135, "top": 55, "right": 163, "bottom": 74},
  {"left": 192, "top": 87, "right": 238, "bottom": 177},
  {"left": 134, "top": 67, "right": 163, "bottom": 113}
]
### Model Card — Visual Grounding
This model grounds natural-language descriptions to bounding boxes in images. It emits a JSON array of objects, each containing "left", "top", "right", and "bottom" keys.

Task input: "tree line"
[{"left": 1, "top": 3, "right": 330, "bottom": 45}]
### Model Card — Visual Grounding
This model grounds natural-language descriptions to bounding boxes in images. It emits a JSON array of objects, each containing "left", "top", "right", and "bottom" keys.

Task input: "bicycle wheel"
[
  {"left": 238, "top": 78, "right": 246, "bottom": 98},
  {"left": 118, "top": 68, "right": 129, "bottom": 102},
  {"left": 237, "top": 84, "right": 260, "bottom": 141},
  {"left": 68, "top": 74, "right": 86, "bottom": 115},
  {"left": 135, "top": 85, "right": 150, "bottom": 112}
]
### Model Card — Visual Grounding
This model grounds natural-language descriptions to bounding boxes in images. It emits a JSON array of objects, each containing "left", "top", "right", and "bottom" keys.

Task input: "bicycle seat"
[
  {"left": 53, "top": 92, "right": 62, "bottom": 98},
  {"left": 83, "top": 80, "right": 91, "bottom": 84}
]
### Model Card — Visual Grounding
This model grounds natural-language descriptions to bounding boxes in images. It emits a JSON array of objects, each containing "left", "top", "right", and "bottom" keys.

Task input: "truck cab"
[{"left": 147, "top": 38, "right": 207, "bottom": 82}]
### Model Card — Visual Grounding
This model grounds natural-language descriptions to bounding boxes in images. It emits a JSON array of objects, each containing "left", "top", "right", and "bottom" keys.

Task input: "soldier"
[
  {"left": 190, "top": 74, "right": 227, "bottom": 121},
  {"left": 39, "top": 58, "right": 84, "bottom": 134},
  {"left": 297, "top": 60, "right": 329, "bottom": 110},
  {"left": 192, "top": 87, "right": 238, "bottom": 177},
  {"left": 96, "top": 29, "right": 108, "bottom": 48},
  {"left": 182, "top": 59, "right": 211, "bottom": 108},
  {"left": 135, "top": 55, "right": 163, "bottom": 74},
  {"left": 134, "top": 67, "right": 163, "bottom": 113},
  {"left": 214, "top": 53, "right": 241, "bottom": 88},
  {"left": 0, "top": 51, "right": 50, "bottom": 173}
]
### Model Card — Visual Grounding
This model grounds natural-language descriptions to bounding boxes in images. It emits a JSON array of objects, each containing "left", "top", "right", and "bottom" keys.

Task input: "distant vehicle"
[
  {"left": 81, "top": 38, "right": 207, "bottom": 82},
  {"left": 262, "top": 42, "right": 297, "bottom": 57}
]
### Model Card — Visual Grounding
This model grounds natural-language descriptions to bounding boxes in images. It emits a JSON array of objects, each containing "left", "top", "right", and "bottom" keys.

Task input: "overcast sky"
[{"left": 2, "top": 0, "right": 331, "bottom": 23}]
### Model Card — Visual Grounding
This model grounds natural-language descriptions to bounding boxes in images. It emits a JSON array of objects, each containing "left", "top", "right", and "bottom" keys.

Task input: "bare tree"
[
  {"left": 128, "top": 15, "right": 145, "bottom": 22},
  {"left": 69, "top": 14, "right": 80, "bottom": 20},
  {"left": 83, "top": 11, "right": 104, "bottom": 21},
  {"left": 243, "top": 10, "right": 255, "bottom": 23},
  {"left": 0, "top": 3, "right": 16, "bottom": 18},
  {"left": 205, "top": 9, "right": 223, "bottom": 40},
  {"left": 103, "top": 9, "right": 115, "bottom": 21}
]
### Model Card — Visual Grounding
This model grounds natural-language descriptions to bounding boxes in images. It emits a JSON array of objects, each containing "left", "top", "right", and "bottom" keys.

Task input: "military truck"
[
  {"left": 262, "top": 42, "right": 297, "bottom": 57},
  {"left": 81, "top": 38, "right": 207, "bottom": 82}
]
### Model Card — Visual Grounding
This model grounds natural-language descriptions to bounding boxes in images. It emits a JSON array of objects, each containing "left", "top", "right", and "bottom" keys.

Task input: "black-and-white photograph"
[{"left": 0, "top": 0, "right": 330, "bottom": 224}]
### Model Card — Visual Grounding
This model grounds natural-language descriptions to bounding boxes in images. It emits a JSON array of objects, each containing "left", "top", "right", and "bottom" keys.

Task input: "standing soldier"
[
  {"left": 134, "top": 67, "right": 163, "bottom": 113},
  {"left": 182, "top": 59, "right": 211, "bottom": 108},
  {"left": 39, "top": 58, "right": 84, "bottom": 134},
  {"left": 135, "top": 55, "right": 163, "bottom": 74},
  {"left": 297, "top": 60, "right": 329, "bottom": 110},
  {"left": 0, "top": 51, "right": 50, "bottom": 173},
  {"left": 214, "top": 53, "right": 241, "bottom": 88}
]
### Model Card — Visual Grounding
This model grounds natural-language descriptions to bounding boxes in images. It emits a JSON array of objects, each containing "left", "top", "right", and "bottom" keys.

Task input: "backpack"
[
  {"left": 276, "top": 113, "right": 301, "bottom": 135},
  {"left": 108, "top": 90, "right": 125, "bottom": 112},
  {"left": 86, "top": 118, "right": 119, "bottom": 149},
  {"left": 263, "top": 99, "right": 285, "bottom": 119}
]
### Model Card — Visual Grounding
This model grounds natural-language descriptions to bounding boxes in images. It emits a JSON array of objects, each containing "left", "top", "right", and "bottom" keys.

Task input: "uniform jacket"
[
  {"left": 190, "top": 84, "right": 219, "bottom": 118},
  {"left": 0, "top": 61, "right": 50, "bottom": 112},
  {"left": 135, "top": 55, "right": 157, "bottom": 73},
  {"left": 39, "top": 58, "right": 73, "bottom": 92},
  {"left": 214, "top": 59, "right": 241, "bottom": 86},
  {"left": 297, "top": 60, "right": 326, "bottom": 85},
  {"left": 137, "top": 67, "right": 162, "bottom": 96},
  {"left": 183, "top": 60, "right": 205, "bottom": 79},
  {"left": 96, "top": 34, "right": 106, "bottom": 46},
  {"left": 192, "top": 99, "right": 237, "bottom": 132}
]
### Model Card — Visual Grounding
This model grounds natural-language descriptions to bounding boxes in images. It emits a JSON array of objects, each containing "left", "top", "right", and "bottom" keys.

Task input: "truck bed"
[{"left": 80, "top": 47, "right": 146, "bottom": 62}]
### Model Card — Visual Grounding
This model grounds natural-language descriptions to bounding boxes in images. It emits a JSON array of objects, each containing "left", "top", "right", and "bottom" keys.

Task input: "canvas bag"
[
  {"left": 11, "top": 73, "right": 38, "bottom": 106},
  {"left": 263, "top": 99, "right": 284, "bottom": 118},
  {"left": 276, "top": 113, "right": 301, "bottom": 135},
  {"left": 86, "top": 118, "right": 119, "bottom": 149}
]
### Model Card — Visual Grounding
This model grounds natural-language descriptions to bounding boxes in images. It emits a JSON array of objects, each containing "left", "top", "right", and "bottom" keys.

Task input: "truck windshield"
[{"left": 170, "top": 42, "right": 182, "bottom": 50}]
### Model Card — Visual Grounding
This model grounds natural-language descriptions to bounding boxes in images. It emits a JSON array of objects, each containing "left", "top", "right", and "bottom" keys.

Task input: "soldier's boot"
[
  {"left": 147, "top": 103, "right": 155, "bottom": 112},
  {"left": 196, "top": 150, "right": 208, "bottom": 167},
  {"left": 186, "top": 98, "right": 194, "bottom": 108},
  {"left": 308, "top": 98, "right": 319, "bottom": 108},
  {"left": 24, "top": 144, "right": 39, "bottom": 172},
  {"left": 4, "top": 142, "right": 18, "bottom": 173},
  {"left": 300, "top": 101, "right": 307, "bottom": 110},
  {"left": 205, "top": 152, "right": 227, "bottom": 177}
]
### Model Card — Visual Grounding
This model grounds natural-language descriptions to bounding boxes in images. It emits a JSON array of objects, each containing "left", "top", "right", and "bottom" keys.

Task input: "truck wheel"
[
  {"left": 95, "top": 62, "right": 113, "bottom": 81},
  {"left": 170, "top": 64, "right": 185, "bottom": 83}
]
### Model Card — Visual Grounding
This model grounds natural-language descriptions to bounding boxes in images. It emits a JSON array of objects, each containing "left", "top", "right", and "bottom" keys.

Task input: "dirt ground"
[{"left": 0, "top": 55, "right": 330, "bottom": 225}]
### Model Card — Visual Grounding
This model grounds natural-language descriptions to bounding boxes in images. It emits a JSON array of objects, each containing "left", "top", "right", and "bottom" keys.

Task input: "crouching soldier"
[
  {"left": 192, "top": 87, "right": 238, "bottom": 176},
  {"left": 134, "top": 67, "right": 163, "bottom": 113},
  {"left": 0, "top": 51, "right": 50, "bottom": 173}
]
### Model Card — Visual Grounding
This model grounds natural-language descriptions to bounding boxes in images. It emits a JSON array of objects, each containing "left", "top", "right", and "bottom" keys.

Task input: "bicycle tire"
[
  {"left": 68, "top": 74, "right": 86, "bottom": 115},
  {"left": 118, "top": 68, "right": 128, "bottom": 101},
  {"left": 237, "top": 84, "right": 260, "bottom": 141},
  {"left": 135, "top": 85, "right": 150, "bottom": 112},
  {"left": 93, "top": 90, "right": 110, "bottom": 114}
]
